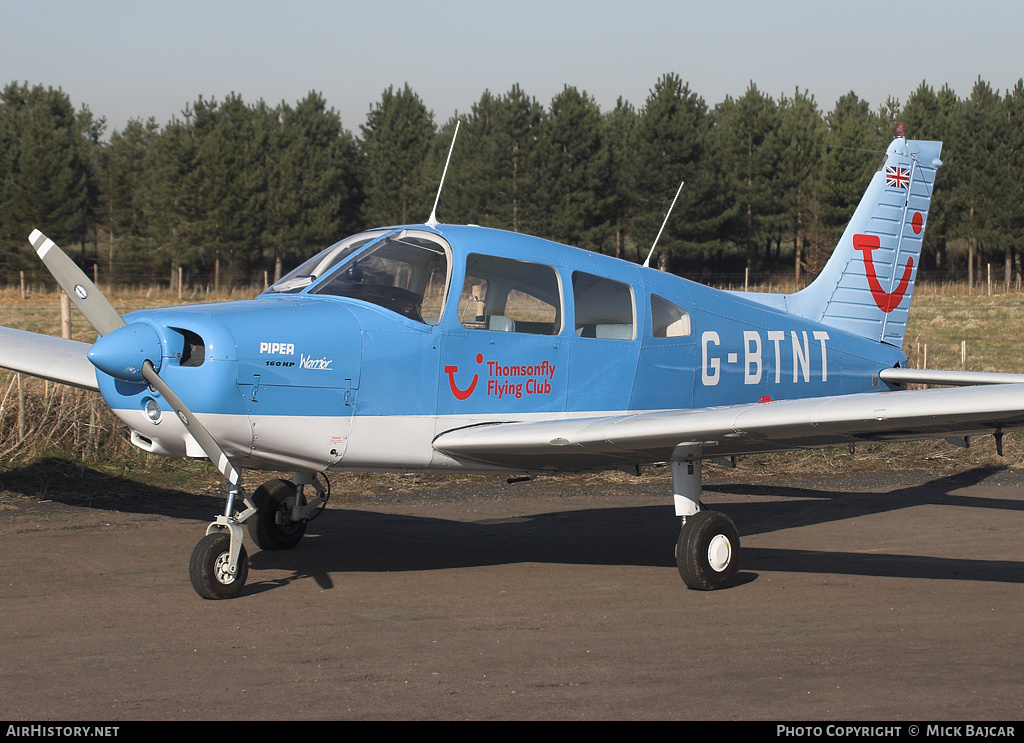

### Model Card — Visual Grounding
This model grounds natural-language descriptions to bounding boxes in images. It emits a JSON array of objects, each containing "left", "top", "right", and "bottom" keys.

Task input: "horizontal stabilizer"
[{"left": 880, "top": 368, "right": 1024, "bottom": 387}]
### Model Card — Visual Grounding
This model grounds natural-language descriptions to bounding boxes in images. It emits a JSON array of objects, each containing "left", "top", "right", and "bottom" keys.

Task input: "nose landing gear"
[
  {"left": 188, "top": 482, "right": 256, "bottom": 599},
  {"left": 189, "top": 473, "right": 329, "bottom": 599},
  {"left": 189, "top": 531, "right": 250, "bottom": 600}
]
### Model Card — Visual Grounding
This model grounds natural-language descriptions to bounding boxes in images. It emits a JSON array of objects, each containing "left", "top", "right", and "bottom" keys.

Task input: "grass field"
[
  {"left": 1, "top": 281, "right": 1022, "bottom": 495},
  {"left": 903, "top": 288, "right": 1024, "bottom": 372}
]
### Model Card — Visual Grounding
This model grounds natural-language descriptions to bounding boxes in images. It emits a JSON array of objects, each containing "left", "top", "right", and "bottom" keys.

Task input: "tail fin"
[{"left": 787, "top": 131, "right": 943, "bottom": 346}]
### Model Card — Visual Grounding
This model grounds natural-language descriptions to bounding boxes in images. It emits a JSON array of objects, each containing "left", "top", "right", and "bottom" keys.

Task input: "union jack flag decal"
[{"left": 885, "top": 165, "right": 910, "bottom": 189}]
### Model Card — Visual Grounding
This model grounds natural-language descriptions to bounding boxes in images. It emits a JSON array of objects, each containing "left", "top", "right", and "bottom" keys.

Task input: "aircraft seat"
[
  {"left": 595, "top": 323, "right": 633, "bottom": 340},
  {"left": 487, "top": 315, "right": 515, "bottom": 332}
]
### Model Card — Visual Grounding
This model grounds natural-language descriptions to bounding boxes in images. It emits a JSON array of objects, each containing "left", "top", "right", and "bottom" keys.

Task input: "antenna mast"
[
  {"left": 427, "top": 119, "right": 461, "bottom": 228},
  {"left": 643, "top": 180, "right": 684, "bottom": 268}
]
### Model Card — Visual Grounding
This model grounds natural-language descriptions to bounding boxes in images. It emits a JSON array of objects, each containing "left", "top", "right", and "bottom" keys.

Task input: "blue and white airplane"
[{"left": 3, "top": 130, "right": 1024, "bottom": 599}]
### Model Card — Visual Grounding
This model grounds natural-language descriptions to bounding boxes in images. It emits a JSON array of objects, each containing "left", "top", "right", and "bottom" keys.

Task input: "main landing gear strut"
[
  {"left": 188, "top": 472, "right": 329, "bottom": 599},
  {"left": 671, "top": 456, "right": 740, "bottom": 590}
]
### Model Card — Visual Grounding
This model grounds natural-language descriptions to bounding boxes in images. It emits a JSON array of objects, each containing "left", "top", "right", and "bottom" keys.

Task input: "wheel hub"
[
  {"left": 213, "top": 551, "right": 237, "bottom": 584},
  {"left": 707, "top": 534, "right": 732, "bottom": 573},
  {"left": 275, "top": 499, "right": 302, "bottom": 533}
]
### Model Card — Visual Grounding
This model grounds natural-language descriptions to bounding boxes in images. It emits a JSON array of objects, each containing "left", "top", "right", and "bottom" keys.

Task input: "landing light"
[{"left": 143, "top": 397, "right": 162, "bottom": 423}]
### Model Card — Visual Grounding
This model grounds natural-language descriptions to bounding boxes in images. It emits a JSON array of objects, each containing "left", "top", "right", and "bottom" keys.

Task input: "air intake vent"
[{"left": 176, "top": 329, "right": 206, "bottom": 367}]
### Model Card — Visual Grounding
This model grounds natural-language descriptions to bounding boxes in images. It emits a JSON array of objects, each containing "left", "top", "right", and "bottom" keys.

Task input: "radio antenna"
[
  {"left": 427, "top": 119, "right": 461, "bottom": 228},
  {"left": 643, "top": 179, "right": 684, "bottom": 268}
]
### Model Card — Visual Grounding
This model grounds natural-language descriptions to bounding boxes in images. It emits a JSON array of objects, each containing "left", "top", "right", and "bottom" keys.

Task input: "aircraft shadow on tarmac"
[
  {"left": 0, "top": 456, "right": 224, "bottom": 520},
  {"left": 4, "top": 458, "right": 1022, "bottom": 593},
  {"left": 245, "top": 465, "right": 1024, "bottom": 595}
]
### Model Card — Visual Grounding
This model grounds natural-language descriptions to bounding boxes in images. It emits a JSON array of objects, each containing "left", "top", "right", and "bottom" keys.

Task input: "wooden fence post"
[
  {"left": 17, "top": 373, "right": 25, "bottom": 441},
  {"left": 61, "top": 291, "right": 72, "bottom": 339}
]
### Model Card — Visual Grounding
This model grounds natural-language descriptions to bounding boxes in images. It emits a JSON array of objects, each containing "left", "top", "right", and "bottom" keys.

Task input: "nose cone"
[{"left": 88, "top": 322, "right": 163, "bottom": 382}]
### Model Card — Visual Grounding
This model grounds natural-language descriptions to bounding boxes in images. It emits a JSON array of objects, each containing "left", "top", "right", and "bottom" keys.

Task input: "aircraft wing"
[
  {"left": 432, "top": 383, "right": 1024, "bottom": 471},
  {"left": 0, "top": 326, "right": 98, "bottom": 391}
]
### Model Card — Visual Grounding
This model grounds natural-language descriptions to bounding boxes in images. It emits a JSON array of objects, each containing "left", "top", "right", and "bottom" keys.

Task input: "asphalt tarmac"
[{"left": 2, "top": 462, "right": 1023, "bottom": 721}]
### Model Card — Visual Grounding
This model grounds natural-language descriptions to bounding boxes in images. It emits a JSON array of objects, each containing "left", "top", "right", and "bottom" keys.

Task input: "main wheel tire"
[
  {"left": 248, "top": 479, "right": 307, "bottom": 550},
  {"left": 676, "top": 510, "right": 740, "bottom": 590},
  {"left": 189, "top": 532, "right": 249, "bottom": 599}
]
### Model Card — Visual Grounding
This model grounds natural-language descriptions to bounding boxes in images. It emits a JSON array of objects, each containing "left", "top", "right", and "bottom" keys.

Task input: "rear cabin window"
[
  {"left": 458, "top": 254, "right": 561, "bottom": 335},
  {"left": 573, "top": 272, "right": 635, "bottom": 340},
  {"left": 650, "top": 294, "right": 691, "bottom": 338}
]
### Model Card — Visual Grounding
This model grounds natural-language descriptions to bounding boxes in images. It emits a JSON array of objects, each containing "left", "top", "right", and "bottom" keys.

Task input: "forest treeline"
[{"left": 1, "top": 73, "right": 1022, "bottom": 289}]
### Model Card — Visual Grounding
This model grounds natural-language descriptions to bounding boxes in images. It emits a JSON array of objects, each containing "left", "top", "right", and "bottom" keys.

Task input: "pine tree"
[
  {"left": 264, "top": 92, "right": 363, "bottom": 277},
  {"left": 0, "top": 83, "right": 92, "bottom": 279},
  {"left": 190, "top": 93, "right": 269, "bottom": 284},
  {"left": 1003, "top": 80, "right": 1024, "bottom": 286},
  {"left": 442, "top": 90, "right": 504, "bottom": 227},
  {"left": 630, "top": 73, "right": 719, "bottom": 272},
  {"left": 436, "top": 85, "right": 544, "bottom": 234},
  {"left": 598, "top": 98, "right": 637, "bottom": 259},
  {"left": 714, "top": 82, "right": 782, "bottom": 272},
  {"left": 954, "top": 78, "right": 1006, "bottom": 285},
  {"left": 493, "top": 84, "right": 544, "bottom": 234},
  {"left": 532, "top": 85, "right": 605, "bottom": 248},
  {"left": 134, "top": 115, "right": 201, "bottom": 285},
  {"left": 902, "top": 82, "right": 957, "bottom": 272},
  {"left": 819, "top": 92, "right": 884, "bottom": 249},
  {"left": 98, "top": 117, "right": 158, "bottom": 282},
  {"left": 773, "top": 89, "right": 826, "bottom": 278},
  {"left": 360, "top": 84, "right": 436, "bottom": 226}
]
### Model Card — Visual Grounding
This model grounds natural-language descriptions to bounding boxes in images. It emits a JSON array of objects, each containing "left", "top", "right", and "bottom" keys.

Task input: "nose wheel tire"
[
  {"left": 248, "top": 479, "right": 307, "bottom": 550},
  {"left": 189, "top": 532, "right": 249, "bottom": 599},
  {"left": 676, "top": 510, "right": 740, "bottom": 590}
]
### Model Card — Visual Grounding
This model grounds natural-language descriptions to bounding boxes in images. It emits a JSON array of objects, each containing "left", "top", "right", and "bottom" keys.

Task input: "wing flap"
[
  {"left": 433, "top": 384, "right": 1024, "bottom": 471},
  {"left": 0, "top": 326, "right": 97, "bottom": 390}
]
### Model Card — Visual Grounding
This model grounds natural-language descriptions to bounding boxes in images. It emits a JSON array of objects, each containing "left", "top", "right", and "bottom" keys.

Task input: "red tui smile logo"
[
  {"left": 445, "top": 353, "right": 483, "bottom": 400},
  {"left": 853, "top": 232, "right": 914, "bottom": 313}
]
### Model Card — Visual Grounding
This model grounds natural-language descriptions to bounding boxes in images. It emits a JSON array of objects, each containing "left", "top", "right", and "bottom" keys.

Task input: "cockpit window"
[
  {"left": 311, "top": 230, "right": 450, "bottom": 324},
  {"left": 265, "top": 230, "right": 388, "bottom": 294}
]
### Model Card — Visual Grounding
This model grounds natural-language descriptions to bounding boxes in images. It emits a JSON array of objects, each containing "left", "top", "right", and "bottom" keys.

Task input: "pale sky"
[{"left": 3, "top": 0, "right": 1021, "bottom": 138}]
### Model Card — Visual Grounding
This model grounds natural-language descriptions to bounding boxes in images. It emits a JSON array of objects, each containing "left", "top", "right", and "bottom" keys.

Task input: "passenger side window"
[
  {"left": 650, "top": 294, "right": 691, "bottom": 338},
  {"left": 573, "top": 272, "right": 635, "bottom": 340},
  {"left": 458, "top": 254, "right": 561, "bottom": 335}
]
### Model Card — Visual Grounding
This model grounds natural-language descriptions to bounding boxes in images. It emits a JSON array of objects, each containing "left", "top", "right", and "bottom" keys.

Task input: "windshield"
[
  {"left": 264, "top": 230, "right": 389, "bottom": 294},
  {"left": 311, "top": 230, "right": 451, "bottom": 324}
]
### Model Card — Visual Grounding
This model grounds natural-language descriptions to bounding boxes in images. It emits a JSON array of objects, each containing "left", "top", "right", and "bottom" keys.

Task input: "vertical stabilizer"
[{"left": 787, "top": 132, "right": 942, "bottom": 346}]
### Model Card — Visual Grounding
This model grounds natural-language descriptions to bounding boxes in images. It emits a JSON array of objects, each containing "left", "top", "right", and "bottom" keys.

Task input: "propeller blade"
[
  {"left": 29, "top": 230, "right": 125, "bottom": 336},
  {"left": 141, "top": 361, "right": 242, "bottom": 486},
  {"left": 30, "top": 230, "right": 242, "bottom": 486}
]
